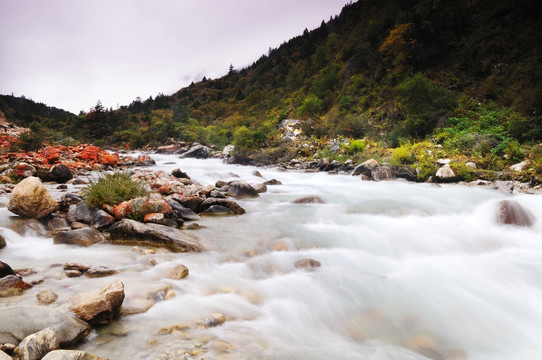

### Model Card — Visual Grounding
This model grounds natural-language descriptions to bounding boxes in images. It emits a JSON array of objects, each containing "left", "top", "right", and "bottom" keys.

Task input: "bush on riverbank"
[{"left": 82, "top": 172, "right": 148, "bottom": 209}]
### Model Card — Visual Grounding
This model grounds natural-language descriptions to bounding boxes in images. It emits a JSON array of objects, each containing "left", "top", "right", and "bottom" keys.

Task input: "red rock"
[
  {"left": 113, "top": 201, "right": 131, "bottom": 220},
  {"left": 77, "top": 146, "right": 100, "bottom": 161},
  {"left": 102, "top": 204, "right": 115, "bottom": 216},
  {"left": 144, "top": 213, "right": 164, "bottom": 223},
  {"left": 100, "top": 154, "right": 118, "bottom": 165},
  {"left": 43, "top": 146, "right": 60, "bottom": 163}
]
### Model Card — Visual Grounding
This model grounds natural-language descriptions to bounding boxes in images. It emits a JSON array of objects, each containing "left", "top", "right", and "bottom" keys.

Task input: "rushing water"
[{"left": 2, "top": 154, "right": 542, "bottom": 360}]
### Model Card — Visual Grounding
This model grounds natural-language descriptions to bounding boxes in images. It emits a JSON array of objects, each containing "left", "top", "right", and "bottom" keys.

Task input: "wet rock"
[
  {"left": 0, "top": 275, "right": 32, "bottom": 297},
  {"left": 8, "top": 177, "right": 58, "bottom": 219},
  {"left": 69, "top": 280, "right": 125, "bottom": 325},
  {"left": 0, "top": 233, "right": 5, "bottom": 249},
  {"left": 91, "top": 210, "right": 116, "bottom": 229},
  {"left": 19, "top": 327, "right": 59, "bottom": 360},
  {"left": 352, "top": 159, "right": 379, "bottom": 177},
  {"left": 134, "top": 154, "right": 156, "bottom": 166},
  {"left": 292, "top": 196, "right": 325, "bottom": 204},
  {"left": 179, "top": 143, "right": 210, "bottom": 159},
  {"left": 212, "top": 340, "right": 235, "bottom": 353},
  {"left": 168, "top": 264, "right": 189, "bottom": 280},
  {"left": 169, "top": 193, "right": 204, "bottom": 211},
  {"left": 36, "top": 290, "right": 58, "bottom": 305},
  {"left": 66, "top": 203, "right": 95, "bottom": 224},
  {"left": 205, "top": 313, "right": 226, "bottom": 327},
  {"left": 47, "top": 217, "right": 70, "bottom": 232},
  {"left": 0, "top": 305, "right": 91, "bottom": 346},
  {"left": 49, "top": 164, "right": 73, "bottom": 183},
  {"left": 201, "top": 205, "right": 234, "bottom": 216},
  {"left": 395, "top": 167, "right": 417, "bottom": 182},
  {"left": 494, "top": 180, "right": 514, "bottom": 194},
  {"left": 198, "top": 198, "right": 246, "bottom": 215},
  {"left": 253, "top": 183, "right": 267, "bottom": 193},
  {"left": 143, "top": 212, "right": 164, "bottom": 223},
  {"left": 70, "top": 222, "right": 88, "bottom": 230},
  {"left": 85, "top": 266, "right": 118, "bottom": 278},
  {"left": 108, "top": 219, "right": 203, "bottom": 252},
  {"left": 294, "top": 259, "right": 321, "bottom": 269},
  {"left": 227, "top": 180, "right": 259, "bottom": 198},
  {"left": 435, "top": 164, "right": 456, "bottom": 182},
  {"left": 63, "top": 263, "right": 90, "bottom": 272},
  {"left": 166, "top": 200, "right": 200, "bottom": 221},
  {"left": 496, "top": 200, "right": 535, "bottom": 227},
  {"left": 113, "top": 197, "right": 172, "bottom": 220},
  {"left": 65, "top": 270, "right": 83, "bottom": 278},
  {"left": 61, "top": 193, "right": 83, "bottom": 205},
  {"left": 371, "top": 166, "right": 395, "bottom": 181},
  {"left": 41, "top": 350, "right": 108, "bottom": 360},
  {"left": 171, "top": 168, "right": 190, "bottom": 179},
  {"left": 0, "top": 261, "right": 15, "bottom": 278},
  {"left": 53, "top": 227, "right": 106, "bottom": 247},
  {"left": 252, "top": 170, "right": 263, "bottom": 178}
]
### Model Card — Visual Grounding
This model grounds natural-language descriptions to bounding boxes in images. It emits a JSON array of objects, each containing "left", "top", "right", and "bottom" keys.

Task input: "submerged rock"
[
  {"left": 371, "top": 166, "right": 395, "bottom": 181},
  {"left": 292, "top": 196, "right": 325, "bottom": 204},
  {"left": 8, "top": 177, "right": 58, "bottom": 219},
  {"left": 36, "top": 289, "right": 58, "bottom": 305},
  {"left": 53, "top": 227, "right": 106, "bottom": 247},
  {"left": 0, "top": 306, "right": 90, "bottom": 346},
  {"left": 198, "top": 198, "right": 246, "bottom": 215},
  {"left": 108, "top": 219, "right": 203, "bottom": 252},
  {"left": 294, "top": 259, "right": 321, "bottom": 269},
  {"left": 69, "top": 280, "right": 125, "bottom": 325},
  {"left": 41, "top": 350, "right": 108, "bottom": 360},
  {"left": 496, "top": 200, "right": 535, "bottom": 227}
]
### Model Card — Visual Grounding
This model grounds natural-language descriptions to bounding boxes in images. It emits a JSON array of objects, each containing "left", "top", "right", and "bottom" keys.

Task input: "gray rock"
[
  {"left": 437, "top": 158, "right": 451, "bottom": 165},
  {"left": 53, "top": 228, "right": 105, "bottom": 247},
  {"left": 294, "top": 259, "right": 321, "bottom": 269},
  {"left": 371, "top": 166, "right": 395, "bottom": 181},
  {"left": 509, "top": 160, "right": 531, "bottom": 172},
  {"left": 179, "top": 143, "right": 210, "bottom": 159},
  {"left": 0, "top": 305, "right": 91, "bottom": 346},
  {"left": 49, "top": 164, "right": 73, "bottom": 183},
  {"left": 222, "top": 144, "right": 235, "bottom": 157},
  {"left": 227, "top": 181, "right": 259, "bottom": 198},
  {"left": 263, "top": 179, "right": 282, "bottom": 186},
  {"left": 198, "top": 198, "right": 246, "bottom": 215},
  {"left": 352, "top": 159, "right": 380, "bottom": 177},
  {"left": 435, "top": 164, "right": 456, "bottom": 182},
  {"left": 108, "top": 219, "right": 203, "bottom": 252},
  {"left": 200, "top": 205, "right": 234, "bottom": 216},
  {"left": 171, "top": 168, "right": 189, "bottom": 179},
  {"left": 253, "top": 183, "right": 267, "bottom": 193},
  {"left": 41, "top": 350, "right": 108, "bottom": 360},
  {"left": 47, "top": 217, "right": 71, "bottom": 232},
  {"left": 292, "top": 196, "right": 325, "bottom": 204},
  {"left": 496, "top": 200, "right": 535, "bottom": 227},
  {"left": 66, "top": 203, "right": 95, "bottom": 224},
  {"left": 91, "top": 210, "right": 116, "bottom": 229},
  {"left": 166, "top": 200, "right": 200, "bottom": 221},
  {"left": 19, "top": 327, "right": 59, "bottom": 360}
]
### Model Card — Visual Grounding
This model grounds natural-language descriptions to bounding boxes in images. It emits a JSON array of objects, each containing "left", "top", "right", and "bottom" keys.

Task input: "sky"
[{"left": 0, "top": 0, "right": 352, "bottom": 114}]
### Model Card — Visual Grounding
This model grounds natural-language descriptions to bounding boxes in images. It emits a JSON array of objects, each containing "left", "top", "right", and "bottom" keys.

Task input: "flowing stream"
[{"left": 1, "top": 154, "right": 542, "bottom": 359}]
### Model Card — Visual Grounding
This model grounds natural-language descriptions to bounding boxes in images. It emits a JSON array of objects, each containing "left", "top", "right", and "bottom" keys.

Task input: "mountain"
[{"left": 1, "top": 0, "right": 541, "bottom": 154}]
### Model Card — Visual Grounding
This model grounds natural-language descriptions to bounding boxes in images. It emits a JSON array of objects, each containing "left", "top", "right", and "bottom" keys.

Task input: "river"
[{"left": 1, "top": 154, "right": 542, "bottom": 359}]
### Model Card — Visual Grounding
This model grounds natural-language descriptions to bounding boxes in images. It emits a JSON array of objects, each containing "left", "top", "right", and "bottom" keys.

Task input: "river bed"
[{"left": 1, "top": 154, "right": 542, "bottom": 359}]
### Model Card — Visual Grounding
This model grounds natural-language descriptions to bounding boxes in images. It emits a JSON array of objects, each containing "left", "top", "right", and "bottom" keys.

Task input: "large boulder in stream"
[
  {"left": 179, "top": 143, "right": 210, "bottom": 159},
  {"left": 69, "top": 280, "right": 125, "bottom": 325},
  {"left": 18, "top": 327, "right": 59, "bottom": 360},
  {"left": 0, "top": 306, "right": 91, "bottom": 346},
  {"left": 0, "top": 275, "right": 32, "bottom": 297},
  {"left": 108, "top": 219, "right": 203, "bottom": 252},
  {"left": 41, "top": 350, "right": 108, "bottom": 360},
  {"left": 352, "top": 159, "right": 380, "bottom": 177},
  {"left": 496, "top": 200, "right": 535, "bottom": 227},
  {"left": 53, "top": 228, "right": 106, "bottom": 247},
  {"left": 227, "top": 180, "right": 259, "bottom": 198},
  {"left": 8, "top": 177, "right": 58, "bottom": 219}
]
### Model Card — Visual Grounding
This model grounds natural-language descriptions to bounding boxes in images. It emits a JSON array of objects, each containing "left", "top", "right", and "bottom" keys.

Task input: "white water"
[{"left": 2, "top": 154, "right": 542, "bottom": 359}]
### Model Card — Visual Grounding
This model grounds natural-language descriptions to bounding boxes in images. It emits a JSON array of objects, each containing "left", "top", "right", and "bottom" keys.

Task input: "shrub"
[
  {"left": 390, "top": 144, "right": 416, "bottom": 165},
  {"left": 82, "top": 172, "right": 148, "bottom": 209},
  {"left": 343, "top": 139, "right": 366, "bottom": 154}
]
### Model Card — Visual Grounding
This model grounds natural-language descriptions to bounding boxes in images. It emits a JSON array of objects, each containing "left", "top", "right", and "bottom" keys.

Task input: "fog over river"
[{"left": 2, "top": 154, "right": 542, "bottom": 359}]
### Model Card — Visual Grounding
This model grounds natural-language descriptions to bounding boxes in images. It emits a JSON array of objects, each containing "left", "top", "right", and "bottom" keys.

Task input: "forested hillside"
[{"left": 1, "top": 0, "right": 541, "bottom": 174}]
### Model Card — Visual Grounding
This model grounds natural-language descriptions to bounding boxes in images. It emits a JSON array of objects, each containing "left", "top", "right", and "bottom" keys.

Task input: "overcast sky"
[{"left": 0, "top": 0, "right": 351, "bottom": 114}]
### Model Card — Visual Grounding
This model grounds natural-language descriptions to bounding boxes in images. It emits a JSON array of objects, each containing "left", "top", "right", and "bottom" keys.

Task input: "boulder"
[
  {"left": 227, "top": 181, "right": 259, "bottom": 198},
  {"left": 41, "top": 350, "right": 108, "bottom": 360},
  {"left": 496, "top": 200, "right": 535, "bottom": 227},
  {"left": 179, "top": 143, "right": 210, "bottom": 159},
  {"left": 253, "top": 183, "right": 267, "bottom": 193},
  {"left": 19, "top": 327, "right": 59, "bottom": 360},
  {"left": 113, "top": 197, "right": 172, "bottom": 220},
  {"left": 69, "top": 280, "right": 125, "bottom": 325},
  {"left": 0, "top": 306, "right": 91, "bottom": 346},
  {"left": 47, "top": 217, "right": 71, "bottom": 232},
  {"left": 66, "top": 203, "right": 95, "bottom": 224},
  {"left": 200, "top": 205, "right": 234, "bottom": 216},
  {"left": 49, "top": 164, "right": 73, "bottom": 183},
  {"left": 8, "top": 177, "right": 58, "bottom": 219},
  {"left": 292, "top": 196, "right": 325, "bottom": 204},
  {"left": 509, "top": 160, "right": 531, "bottom": 172},
  {"left": 91, "top": 210, "right": 116, "bottom": 229},
  {"left": 198, "top": 198, "right": 246, "bottom": 215},
  {"left": 13, "top": 162, "right": 37, "bottom": 178},
  {"left": 108, "top": 219, "right": 203, "bottom": 252},
  {"left": 371, "top": 166, "right": 395, "bottom": 181},
  {"left": 36, "top": 290, "right": 58, "bottom": 305},
  {"left": 171, "top": 168, "right": 190, "bottom": 179},
  {"left": 263, "top": 179, "right": 282, "bottom": 185},
  {"left": 0, "top": 275, "right": 32, "bottom": 297},
  {"left": 0, "top": 350, "right": 10, "bottom": 360},
  {"left": 156, "top": 144, "right": 178, "bottom": 154},
  {"left": 53, "top": 228, "right": 105, "bottom": 247},
  {"left": 85, "top": 266, "right": 118, "bottom": 278},
  {"left": 435, "top": 164, "right": 456, "bottom": 182},
  {"left": 166, "top": 200, "right": 200, "bottom": 221},
  {"left": 0, "top": 233, "right": 5, "bottom": 249},
  {"left": 352, "top": 159, "right": 380, "bottom": 177},
  {"left": 222, "top": 144, "right": 235, "bottom": 157},
  {"left": 0, "top": 261, "right": 15, "bottom": 278}
]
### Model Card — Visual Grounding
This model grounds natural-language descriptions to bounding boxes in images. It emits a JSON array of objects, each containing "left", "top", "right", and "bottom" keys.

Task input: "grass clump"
[{"left": 82, "top": 172, "right": 148, "bottom": 209}]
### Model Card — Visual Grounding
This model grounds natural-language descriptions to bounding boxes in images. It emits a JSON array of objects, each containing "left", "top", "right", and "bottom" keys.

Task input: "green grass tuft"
[{"left": 82, "top": 172, "right": 148, "bottom": 209}]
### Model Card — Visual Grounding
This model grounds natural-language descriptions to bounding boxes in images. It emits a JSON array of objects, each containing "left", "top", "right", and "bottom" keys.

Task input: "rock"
[
  {"left": 169, "top": 193, "right": 204, "bottom": 211},
  {"left": 156, "top": 144, "right": 178, "bottom": 154},
  {"left": 466, "top": 162, "right": 477, "bottom": 169},
  {"left": 0, "top": 350, "right": 10, "bottom": 360},
  {"left": 226, "top": 180, "right": 259, "bottom": 198},
  {"left": 47, "top": 217, "right": 70, "bottom": 232},
  {"left": 435, "top": 164, "right": 456, "bottom": 182},
  {"left": 53, "top": 227, "right": 105, "bottom": 247},
  {"left": 395, "top": 167, "right": 417, "bottom": 182},
  {"left": 510, "top": 160, "right": 531, "bottom": 172},
  {"left": 113, "top": 197, "right": 172, "bottom": 220},
  {"left": 8, "top": 177, "right": 58, "bottom": 219},
  {"left": 49, "top": 164, "right": 73, "bottom": 183},
  {"left": 69, "top": 280, "right": 125, "bottom": 325},
  {"left": 91, "top": 210, "right": 116, "bottom": 229},
  {"left": 168, "top": 264, "right": 189, "bottom": 280},
  {"left": 252, "top": 170, "right": 263, "bottom": 177},
  {"left": 494, "top": 180, "right": 514, "bottom": 194},
  {"left": 198, "top": 198, "right": 246, "bottom": 215},
  {"left": 179, "top": 143, "right": 210, "bottom": 159},
  {"left": 294, "top": 259, "right": 321, "bottom": 269},
  {"left": 61, "top": 193, "right": 83, "bottom": 205},
  {"left": 108, "top": 219, "right": 203, "bottom": 252},
  {"left": 437, "top": 158, "right": 451, "bottom": 165},
  {"left": 13, "top": 162, "right": 37, "bottom": 178},
  {"left": 0, "top": 261, "right": 15, "bottom": 278},
  {"left": 352, "top": 159, "right": 380, "bottom": 177},
  {"left": 65, "top": 270, "right": 83, "bottom": 278},
  {"left": 66, "top": 203, "right": 95, "bottom": 224},
  {"left": 205, "top": 313, "right": 226, "bottom": 327},
  {"left": 171, "top": 168, "right": 189, "bottom": 179},
  {"left": 0, "top": 275, "right": 32, "bottom": 297},
  {"left": 0, "top": 234, "right": 5, "bottom": 249},
  {"left": 292, "top": 196, "right": 325, "bottom": 204},
  {"left": 0, "top": 306, "right": 90, "bottom": 346},
  {"left": 166, "top": 200, "right": 200, "bottom": 221},
  {"left": 201, "top": 205, "right": 234, "bottom": 216},
  {"left": 371, "top": 166, "right": 395, "bottom": 181},
  {"left": 134, "top": 154, "right": 156, "bottom": 166},
  {"left": 222, "top": 144, "right": 235, "bottom": 157},
  {"left": 496, "top": 200, "right": 535, "bottom": 227},
  {"left": 19, "top": 327, "right": 59, "bottom": 360},
  {"left": 41, "top": 350, "right": 108, "bottom": 360},
  {"left": 85, "top": 266, "right": 118, "bottom": 278},
  {"left": 212, "top": 340, "right": 235, "bottom": 353},
  {"left": 36, "top": 290, "right": 58, "bottom": 305},
  {"left": 263, "top": 179, "right": 282, "bottom": 185},
  {"left": 64, "top": 263, "right": 90, "bottom": 272},
  {"left": 253, "top": 183, "right": 267, "bottom": 193}
]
